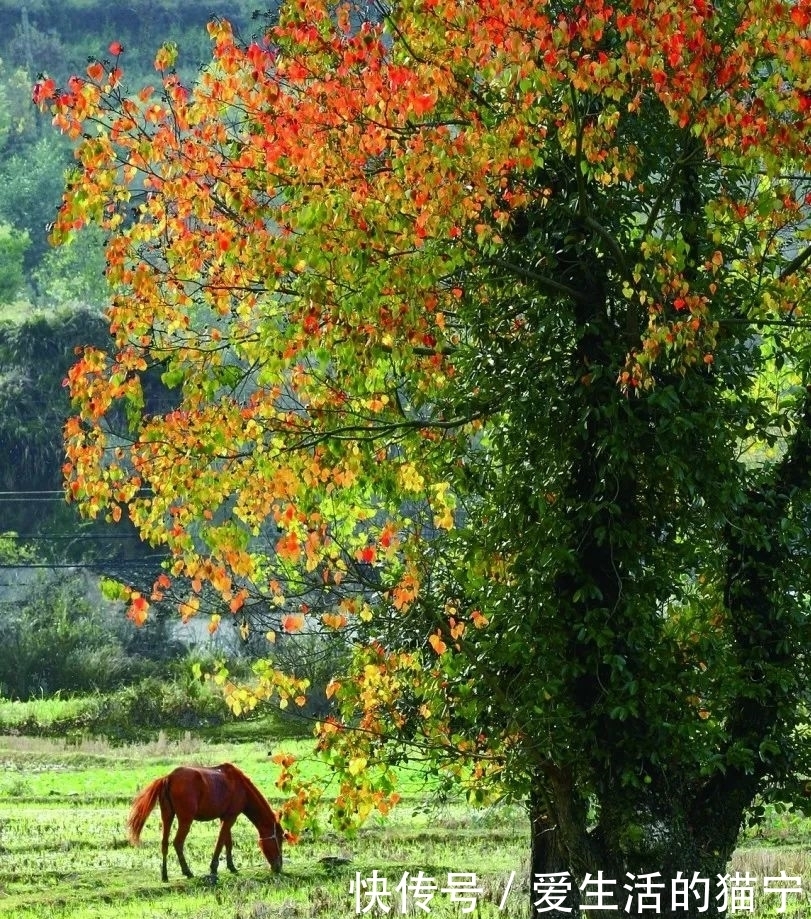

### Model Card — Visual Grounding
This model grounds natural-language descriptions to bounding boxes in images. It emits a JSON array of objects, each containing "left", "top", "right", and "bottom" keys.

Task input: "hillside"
[{"left": 0, "top": 1, "right": 280, "bottom": 82}]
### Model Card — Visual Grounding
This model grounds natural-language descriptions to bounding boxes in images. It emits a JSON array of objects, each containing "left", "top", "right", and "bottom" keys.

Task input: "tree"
[
  {"left": 0, "top": 135, "right": 73, "bottom": 270},
  {"left": 32, "top": 222, "right": 109, "bottom": 307},
  {"left": 0, "top": 308, "right": 109, "bottom": 500},
  {"left": 36, "top": 1, "right": 811, "bottom": 913},
  {"left": 0, "top": 220, "right": 29, "bottom": 302}
]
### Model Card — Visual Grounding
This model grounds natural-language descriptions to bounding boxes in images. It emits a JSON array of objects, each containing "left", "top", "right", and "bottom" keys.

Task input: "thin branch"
[{"left": 485, "top": 257, "right": 586, "bottom": 302}]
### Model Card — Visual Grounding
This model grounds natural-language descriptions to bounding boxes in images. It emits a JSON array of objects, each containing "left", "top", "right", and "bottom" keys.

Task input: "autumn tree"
[{"left": 37, "top": 0, "right": 811, "bottom": 912}]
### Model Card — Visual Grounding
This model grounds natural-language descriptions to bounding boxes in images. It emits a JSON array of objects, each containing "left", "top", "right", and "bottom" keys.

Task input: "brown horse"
[{"left": 127, "top": 763, "right": 283, "bottom": 881}]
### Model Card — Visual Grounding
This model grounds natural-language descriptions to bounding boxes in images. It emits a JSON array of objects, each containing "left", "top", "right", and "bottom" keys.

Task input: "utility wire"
[
  {"left": 0, "top": 557, "right": 167, "bottom": 569},
  {"left": 3, "top": 534, "right": 140, "bottom": 540},
  {"left": 0, "top": 490, "right": 68, "bottom": 495}
]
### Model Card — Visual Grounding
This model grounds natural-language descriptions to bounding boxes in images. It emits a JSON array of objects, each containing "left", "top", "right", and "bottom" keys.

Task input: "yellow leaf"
[{"left": 348, "top": 757, "right": 367, "bottom": 776}]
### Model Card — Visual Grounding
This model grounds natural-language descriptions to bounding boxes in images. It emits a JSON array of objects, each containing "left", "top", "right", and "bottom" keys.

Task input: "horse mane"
[{"left": 216, "top": 763, "right": 277, "bottom": 826}]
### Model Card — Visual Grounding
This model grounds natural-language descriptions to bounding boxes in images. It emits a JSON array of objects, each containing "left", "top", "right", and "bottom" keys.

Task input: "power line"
[
  {"left": 2, "top": 533, "right": 139, "bottom": 540},
  {"left": 0, "top": 490, "right": 66, "bottom": 495},
  {"left": 0, "top": 497, "right": 72, "bottom": 503},
  {"left": 0, "top": 490, "right": 156, "bottom": 496},
  {"left": 0, "top": 555, "right": 168, "bottom": 570}
]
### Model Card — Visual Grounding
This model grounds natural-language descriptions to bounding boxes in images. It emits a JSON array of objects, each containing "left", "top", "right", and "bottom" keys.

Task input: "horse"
[{"left": 127, "top": 762, "right": 283, "bottom": 881}]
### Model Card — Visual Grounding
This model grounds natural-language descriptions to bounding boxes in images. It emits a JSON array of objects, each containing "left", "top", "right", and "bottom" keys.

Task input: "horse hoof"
[{"left": 206, "top": 874, "right": 219, "bottom": 886}]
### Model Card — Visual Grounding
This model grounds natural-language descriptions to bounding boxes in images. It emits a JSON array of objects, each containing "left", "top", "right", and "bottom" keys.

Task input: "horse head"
[{"left": 259, "top": 821, "right": 283, "bottom": 873}]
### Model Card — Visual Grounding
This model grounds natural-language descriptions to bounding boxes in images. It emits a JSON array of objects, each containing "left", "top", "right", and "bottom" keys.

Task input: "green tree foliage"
[
  {"left": 33, "top": 223, "right": 108, "bottom": 307},
  {"left": 0, "top": 136, "right": 72, "bottom": 271},
  {"left": 0, "top": 221, "right": 29, "bottom": 303},
  {"left": 0, "top": 55, "right": 42, "bottom": 154},
  {"left": 0, "top": 307, "right": 109, "bottom": 534}
]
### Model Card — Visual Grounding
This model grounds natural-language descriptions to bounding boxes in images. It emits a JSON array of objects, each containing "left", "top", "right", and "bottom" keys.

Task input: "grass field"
[
  {"left": 0, "top": 732, "right": 529, "bottom": 918},
  {"left": 0, "top": 730, "right": 809, "bottom": 918}
]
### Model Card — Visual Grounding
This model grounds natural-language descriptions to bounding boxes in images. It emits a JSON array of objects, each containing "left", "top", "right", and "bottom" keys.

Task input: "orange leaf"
[
  {"left": 357, "top": 545, "right": 376, "bottom": 564},
  {"left": 128, "top": 595, "right": 149, "bottom": 626},
  {"left": 276, "top": 531, "right": 301, "bottom": 562},
  {"left": 428, "top": 632, "right": 447, "bottom": 655},
  {"left": 230, "top": 593, "right": 245, "bottom": 613},
  {"left": 282, "top": 613, "right": 305, "bottom": 633},
  {"left": 410, "top": 92, "right": 435, "bottom": 116}
]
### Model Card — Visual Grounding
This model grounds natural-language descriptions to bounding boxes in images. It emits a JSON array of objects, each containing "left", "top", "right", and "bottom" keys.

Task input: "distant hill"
[{"left": 0, "top": 1, "right": 282, "bottom": 82}]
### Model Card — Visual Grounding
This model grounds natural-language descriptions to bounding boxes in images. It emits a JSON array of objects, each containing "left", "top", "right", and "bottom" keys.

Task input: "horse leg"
[
  {"left": 173, "top": 818, "right": 195, "bottom": 878},
  {"left": 224, "top": 824, "right": 238, "bottom": 874},
  {"left": 159, "top": 794, "right": 175, "bottom": 883},
  {"left": 209, "top": 818, "right": 237, "bottom": 878}
]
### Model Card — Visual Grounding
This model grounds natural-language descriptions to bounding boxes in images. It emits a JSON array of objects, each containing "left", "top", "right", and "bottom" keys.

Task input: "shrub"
[{"left": 0, "top": 573, "right": 134, "bottom": 699}]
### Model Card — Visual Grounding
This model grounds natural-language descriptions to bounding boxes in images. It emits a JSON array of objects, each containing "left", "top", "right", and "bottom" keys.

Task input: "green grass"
[
  {"left": 0, "top": 732, "right": 809, "bottom": 918},
  {"left": 0, "top": 695, "right": 92, "bottom": 727}
]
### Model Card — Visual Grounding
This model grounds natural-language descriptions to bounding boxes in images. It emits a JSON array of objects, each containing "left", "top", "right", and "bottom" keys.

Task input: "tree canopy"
[{"left": 36, "top": 0, "right": 811, "bottom": 910}]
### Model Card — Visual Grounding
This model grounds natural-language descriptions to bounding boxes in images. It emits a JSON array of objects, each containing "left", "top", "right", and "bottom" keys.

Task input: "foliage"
[
  {"left": 0, "top": 0, "right": 279, "bottom": 85},
  {"left": 32, "top": 222, "right": 109, "bottom": 307},
  {"left": 35, "top": 0, "right": 811, "bottom": 908},
  {"left": 0, "top": 307, "right": 108, "bottom": 519},
  {"left": 5, "top": 22, "right": 68, "bottom": 80},
  {"left": 0, "top": 673, "right": 233, "bottom": 740},
  {"left": 0, "top": 135, "right": 73, "bottom": 270},
  {"left": 0, "top": 531, "right": 36, "bottom": 565},
  {"left": 0, "top": 56, "right": 42, "bottom": 155},
  {"left": 0, "top": 220, "right": 29, "bottom": 302},
  {"left": 265, "top": 629, "right": 353, "bottom": 721},
  {"left": 0, "top": 573, "right": 135, "bottom": 698}
]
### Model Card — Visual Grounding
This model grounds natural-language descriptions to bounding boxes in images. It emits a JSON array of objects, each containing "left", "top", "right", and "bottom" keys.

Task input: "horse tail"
[{"left": 128, "top": 776, "right": 166, "bottom": 846}]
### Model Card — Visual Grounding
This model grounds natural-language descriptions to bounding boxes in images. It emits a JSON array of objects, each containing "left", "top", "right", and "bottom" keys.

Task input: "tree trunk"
[{"left": 528, "top": 775, "right": 736, "bottom": 919}]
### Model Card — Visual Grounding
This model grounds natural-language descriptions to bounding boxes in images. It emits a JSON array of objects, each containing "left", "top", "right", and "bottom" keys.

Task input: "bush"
[
  {"left": 0, "top": 573, "right": 138, "bottom": 699},
  {"left": 0, "top": 675, "right": 234, "bottom": 743},
  {"left": 97, "top": 676, "right": 232, "bottom": 742}
]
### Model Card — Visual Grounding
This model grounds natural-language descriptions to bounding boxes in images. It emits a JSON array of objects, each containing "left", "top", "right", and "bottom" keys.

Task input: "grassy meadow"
[
  {"left": 0, "top": 705, "right": 809, "bottom": 918},
  {"left": 0, "top": 729, "right": 530, "bottom": 919}
]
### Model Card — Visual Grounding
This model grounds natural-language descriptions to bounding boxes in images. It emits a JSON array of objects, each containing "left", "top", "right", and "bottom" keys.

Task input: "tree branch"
[
  {"left": 779, "top": 244, "right": 811, "bottom": 282},
  {"left": 485, "top": 257, "right": 587, "bottom": 302}
]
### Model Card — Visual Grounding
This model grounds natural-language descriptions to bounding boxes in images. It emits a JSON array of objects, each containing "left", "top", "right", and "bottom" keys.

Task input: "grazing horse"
[{"left": 127, "top": 763, "right": 283, "bottom": 881}]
